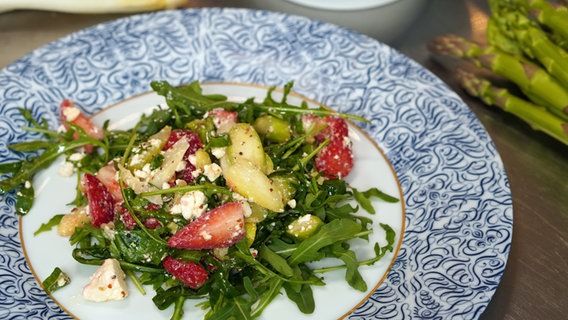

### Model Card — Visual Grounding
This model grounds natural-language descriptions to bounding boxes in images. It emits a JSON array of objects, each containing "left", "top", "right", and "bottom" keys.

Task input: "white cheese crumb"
[
  {"left": 63, "top": 106, "right": 80, "bottom": 122},
  {"left": 287, "top": 199, "right": 297, "bottom": 209},
  {"left": 101, "top": 222, "right": 115, "bottom": 241},
  {"left": 203, "top": 163, "right": 222, "bottom": 182},
  {"left": 24, "top": 180, "right": 31, "bottom": 189},
  {"left": 58, "top": 161, "right": 75, "bottom": 177},
  {"left": 211, "top": 147, "right": 226, "bottom": 159},
  {"left": 173, "top": 190, "right": 208, "bottom": 221},
  {"left": 82, "top": 258, "right": 128, "bottom": 302},
  {"left": 187, "top": 154, "right": 197, "bottom": 166},
  {"left": 241, "top": 201, "right": 252, "bottom": 218},
  {"left": 249, "top": 248, "right": 258, "bottom": 258},
  {"left": 192, "top": 168, "right": 203, "bottom": 179},
  {"left": 200, "top": 230, "right": 212, "bottom": 240},
  {"left": 232, "top": 192, "right": 247, "bottom": 201},
  {"left": 298, "top": 214, "right": 312, "bottom": 223},
  {"left": 69, "top": 152, "right": 86, "bottom": 162}
]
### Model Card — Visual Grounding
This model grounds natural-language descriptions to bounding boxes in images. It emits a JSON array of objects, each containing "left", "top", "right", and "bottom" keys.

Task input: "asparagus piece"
[
  {"left": 523, "top": 0, "right": 568, "bottom": 43},
  {"left": 489, "top": 0, "right": 568, "bottom": 89},
  {"left": 428, "top": 34, "right": 568, "bottom": 120},
  {"left": 486, "top": 17, "right": 523, "bottom": 56},
  {"left": 456, "top": 69, "right": 568, "bottom": 145}
]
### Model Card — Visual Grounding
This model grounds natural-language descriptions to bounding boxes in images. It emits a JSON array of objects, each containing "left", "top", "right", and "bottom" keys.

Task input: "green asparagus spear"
[
  {"left": 486, "top": 17, "right": 523, "bottom": 56},
  {"left": 489, "top": 0, "right": 568, "bottom": 89},
  {"left": 456, "top": 69, "right": 568, "bottom": 145},
  {"left": 523, "top": 0, "right": 568, "bottom": 43},
  {"left": 428, "top": 34, "right": 568, "bottom": 120}
]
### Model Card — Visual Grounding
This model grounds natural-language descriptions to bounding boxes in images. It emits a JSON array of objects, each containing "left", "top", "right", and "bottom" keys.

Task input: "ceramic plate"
[{"left": 0, "top": 8, "right": 512, "bottom": 319}]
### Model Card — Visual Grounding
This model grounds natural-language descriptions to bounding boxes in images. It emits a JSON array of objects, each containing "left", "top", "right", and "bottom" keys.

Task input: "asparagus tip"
[{"left": 427, "top": 34, "right": 471, "bottom": 58}]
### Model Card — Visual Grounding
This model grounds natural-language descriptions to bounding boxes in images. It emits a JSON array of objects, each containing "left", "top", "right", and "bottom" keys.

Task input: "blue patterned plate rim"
[{"left": 0, "top": 7, "right": 513, "bottom": 320}]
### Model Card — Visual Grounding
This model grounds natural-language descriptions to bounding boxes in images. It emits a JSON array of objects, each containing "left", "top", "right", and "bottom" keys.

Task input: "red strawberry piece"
[
  {"left": 59, "top": 100, "right": 103, "bottom": 153},
  {"left": 164, "top": 129, "right": 203, "bottom": 155},
  {"left": 162, "top": 256, "right": 209, "bottom": 289},
  {"left": 96, "top": 163, "right": 123, "bottom": 202},
  {"left": 320, "top": 116, "right": 348, "bottom": 141},
  {"left": 315, "top": 138, "right": 354, "bottom": 179},
  {"left": 144, "top": 217, "right": 162, "bottom": 229},
  {"left": 82, "top": 173, "right": 115, "bottom": 227},
  {"left": 301, "top": 115, "right": 349, "bottom": 143},
  {"left": 117, "top": 203, "right": 162, "bottom": 230},
  {"left": 168, "top": 202, "right": 245, "bottom": 250},
  {"left": 209, "top": 108, "right": 238, "bottom": 133},
  {"left": 117, "top": 203, "right": 137, "bottom": 230},
  {"left": 163, "top": 129, "right": 203, "bottom": 183}
]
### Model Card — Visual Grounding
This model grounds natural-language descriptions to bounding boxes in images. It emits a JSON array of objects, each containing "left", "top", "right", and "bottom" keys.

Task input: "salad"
[{"left": 1, "top": 81, "right": 398, "bottom": 319}]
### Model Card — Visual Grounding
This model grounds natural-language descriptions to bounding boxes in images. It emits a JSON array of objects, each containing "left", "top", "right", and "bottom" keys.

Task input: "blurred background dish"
[{"left": 249, "top": 0, "right": 428, "bottom": 45}]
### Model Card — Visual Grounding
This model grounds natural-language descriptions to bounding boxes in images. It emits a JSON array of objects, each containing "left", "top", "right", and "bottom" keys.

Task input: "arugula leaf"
[
  {"left": 282, "top": 266, "right": 315, "bottom": 314},
  {"left": 329, "top": 242, "right": 367, "bottom": 291},
  {"left": 9, "top": 140, "right": 53, "bottom": 152},
  {"left": 42, "top": 267, "right": 70, "bottom": 295},
  {"left": 15, "top": 182, "right": 34, "bottom": 216},
  {"left": 289, "top": 219, "right": 362, "bottom": 265},
  {"left": 0, "top": 161, "right": 22, "bottom": 174},
  {"left": 259, "top": 244, "right": 294, "bottom": 277},
  {"left": 114, "top": 229, "right": 168, "bottom": 265},
  {"left": 34, "top": 214, "right": 64, "bottom": 236}
]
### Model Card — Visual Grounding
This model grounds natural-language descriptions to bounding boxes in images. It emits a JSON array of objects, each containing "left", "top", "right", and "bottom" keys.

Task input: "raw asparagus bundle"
[
  {"left": 428, "top": 0, "right": 568, "bottom": 145},
  {"left": 456, "top": 69, "right": 568, "bottom": 144}
]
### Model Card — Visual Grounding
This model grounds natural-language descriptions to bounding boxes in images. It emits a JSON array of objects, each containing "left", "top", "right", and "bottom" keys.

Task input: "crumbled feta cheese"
[
  {"left": 101, "top": 222, "right": 115, "bottom": 241},
  {"left": 192, "top": 168, "right": 203, "bottom": 178},
  {"left": 241, "top": 201, "right": 252, "bottom": 218},
  {"left": 200, "top": 230, "right": 212, "bottom": 240},
  {"left": 187, "top": 154, "right": 197, "bottom": 166},
  {"left": 171, "top": 190, "right": 208, "bottom": 221},
  {"left": 203, "top": 163, "right": 222, "bottom": 181},
  {"left": 58, "top": 161, "right": 75, "bottom": 177},
  {"left": 211, "top": 147, "right": 226, "bottom": 159},
  {"left": 134, "top": 169, "right": 149, "bottom": 179},
  {"left": 287, "top": 199, "right": 297, "bottom": 209},
  {"left": 62, "top": 106, "right": 80, "bottom": 122},
  {"left": 69, "top": 152, "right": 86, "bottom": 162},
  {"left": 249, "top": 248, "right": 258, "bottom": 258},
  {"left": 232, "top": 192, "right": 247, "bottom": 201},
  {"left": 298, "top": 214, "right": 312, "bottom": 224},
  {"left": 162, "top": 182, "right": 171, "bottom": 190},
  {"left": 342, "top": 135, "right": 351, "bottom": 147},
  {"left": 82, "top": 258, "right": 128, "bottom": 302},
  {"left": 24, "top": 180, "right": 31, "bottom": 189}
]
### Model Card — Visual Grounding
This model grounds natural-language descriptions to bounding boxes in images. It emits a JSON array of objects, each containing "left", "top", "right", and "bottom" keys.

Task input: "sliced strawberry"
[
  {"left": 209, "top": 108, "right": 238, "bottom": 134},
  {"left": 315, "top": 138, "right": 354, "bottom": 179},
  {"left": 302, "top": 115, "right": 348, "bottom": 143},
  {"left": 168, "top": 202, "right": 245, "bottom": 250},
  {"left": 117, "top": 203, "right": 163, "bottom": 230},
  {"left": 59, "top": 100, "right": 103, "bottom": 153},
  {"left": 162, "top": 256, "right": 209, "bottom": 289},
  {"left": 320, "top": 116, "right": 348, "bottom": 141},
  {"left": 116, "top": 203, "right": 137, "bottom": 230},
  {"left": 144, "top": 217, "right": 162, "bottom": 229},
  {"left": 96, "top": 162, "right": 123, "bottom": 202},
  {"left": 164, "top": 129, "right": 203, "bottom": 154},
  {"left": 164, "top": 129, "right": 203, "bottom": 183},
  {"left": 82, "top": 173, "right": 115, "bottom": 227}
]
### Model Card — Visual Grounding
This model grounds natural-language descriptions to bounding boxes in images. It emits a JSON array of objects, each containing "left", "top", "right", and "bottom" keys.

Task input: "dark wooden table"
[{"left": 1, "top": 1, "right": 566, "bottom": 319}]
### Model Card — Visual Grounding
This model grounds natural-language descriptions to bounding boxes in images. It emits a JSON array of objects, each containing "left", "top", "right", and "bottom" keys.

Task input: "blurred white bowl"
[{"left": 248, "top": 0, "right": 428, "bottom": 44}]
